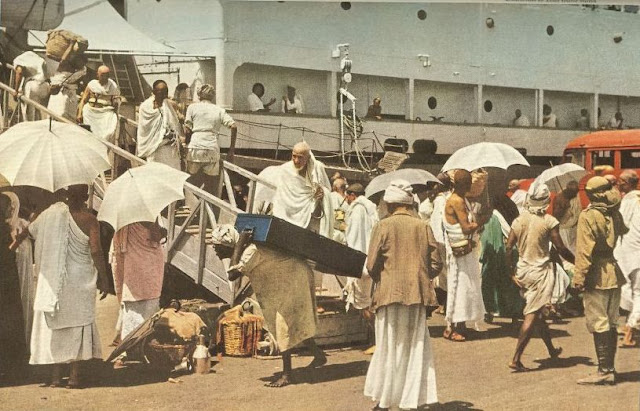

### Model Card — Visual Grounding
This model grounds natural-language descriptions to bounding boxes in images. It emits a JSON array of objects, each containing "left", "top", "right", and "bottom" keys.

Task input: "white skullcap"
[{"left": 383, "top": 179, "right": 414, "bottom": 205}]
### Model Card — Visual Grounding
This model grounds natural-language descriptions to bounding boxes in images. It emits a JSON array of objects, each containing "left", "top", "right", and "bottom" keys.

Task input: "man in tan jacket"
[
  {"left": 363, "top": 179, "right": 442, "bottom": 410},
  {"left": 574, "top": 176, "right": 627, "bottom": 385}
]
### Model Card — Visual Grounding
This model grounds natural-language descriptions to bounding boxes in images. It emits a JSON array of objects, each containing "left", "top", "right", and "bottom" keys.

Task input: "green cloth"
[{"left": 480, "top": 214, "right": 525, "bottom": 318}]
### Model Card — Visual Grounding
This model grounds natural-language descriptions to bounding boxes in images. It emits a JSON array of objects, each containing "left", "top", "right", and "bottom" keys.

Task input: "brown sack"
[{"left": 154, "top": 308, "right": 207, "bottom": 343}]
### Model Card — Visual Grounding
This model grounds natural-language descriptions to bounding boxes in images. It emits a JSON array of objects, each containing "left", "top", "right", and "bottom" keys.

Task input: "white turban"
[
  {"left": 526, "top": 182, "right": 551, "bottom": 215},
  {"left": 383, "top": 179, "right": 414, "bottom": 205}
]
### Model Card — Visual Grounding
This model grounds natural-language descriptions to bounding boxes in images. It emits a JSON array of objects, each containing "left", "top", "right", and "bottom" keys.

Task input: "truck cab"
[{"left": 562, "top": 130, "right": 640, "bottom": 207}]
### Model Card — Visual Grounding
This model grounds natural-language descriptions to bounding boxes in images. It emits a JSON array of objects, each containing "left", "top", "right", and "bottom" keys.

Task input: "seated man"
[
  {"left": 247, "top": 83, "right": 276, "bottom": 112},
  {"left": 365, "top": 97, "right": 382, "bottom": 120}
]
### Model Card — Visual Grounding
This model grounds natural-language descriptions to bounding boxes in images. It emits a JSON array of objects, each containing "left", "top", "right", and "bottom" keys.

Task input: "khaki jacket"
[
  {"left": 366, "top": 209, "right": 442, "bottom": 311},
  {"left": 573, "top": 208, "right": 626, "bottom": 290}
]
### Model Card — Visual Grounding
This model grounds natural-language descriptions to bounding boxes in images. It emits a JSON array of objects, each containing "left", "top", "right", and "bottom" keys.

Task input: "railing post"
[
  {"left": 167, "top": 201, "right": 176, "bottom": 242},
  {"left": 246, "top": 180, "right": 256, "bottom": 213},
  {"left": 197, "top": 198, "right": 207, "bottom": 285}
]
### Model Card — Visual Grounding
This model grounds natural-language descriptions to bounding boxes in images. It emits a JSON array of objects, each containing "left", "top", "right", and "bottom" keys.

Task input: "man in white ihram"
[
  {"left": 136, "top": 79, "right": 183, "bottom": 170},
  {"left": 271, "top": 141, "right": 333, "bottom": 237},
  {"left": 77, "top": 65, "right": 120, "bottom": 144},
  {"left": 342, "top": 183, "right": 378, "bottom": 353}
]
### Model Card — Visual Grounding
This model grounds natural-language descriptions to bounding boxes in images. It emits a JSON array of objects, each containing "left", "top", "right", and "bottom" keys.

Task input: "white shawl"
[
  {"left": 272, "top": 152, "right": 333, "bottom": 238},
  {"left": 136, "top": 97, "right": 183, "bottom": 158},
  {"left": 30, "top": 203, "right": 71, "bottom": 314}
]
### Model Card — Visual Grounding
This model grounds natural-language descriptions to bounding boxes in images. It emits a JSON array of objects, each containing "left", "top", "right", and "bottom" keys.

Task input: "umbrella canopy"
[
  {"left": 0, "top": 120, "right": 110, "bottom": 192},
  {"left": 441, "top": 142, "right": 530, "bottom": 172},
  {"left": 98, "top": 162, "right": 189, "bottom": 232},
  {"left": 532, "top": 163, "right": 587, "bottom": 192},
  {"left": 365, "top": 168, "right": 440, "bottom": 198}
]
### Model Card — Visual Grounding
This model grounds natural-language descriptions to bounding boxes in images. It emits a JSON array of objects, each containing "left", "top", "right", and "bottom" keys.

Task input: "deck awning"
[{"left": 28, "top": 0, "right": 191, "bottom": 56}]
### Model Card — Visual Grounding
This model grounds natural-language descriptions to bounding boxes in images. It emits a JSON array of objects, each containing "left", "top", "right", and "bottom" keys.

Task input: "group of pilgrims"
[{"left": 1, "top": 49, "right": 638, "bottom": 410}]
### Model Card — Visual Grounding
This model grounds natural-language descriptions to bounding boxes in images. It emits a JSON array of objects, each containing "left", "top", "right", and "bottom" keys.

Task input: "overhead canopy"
[{"left": 28, "top": 0, "right": 184, "bottom": 56}]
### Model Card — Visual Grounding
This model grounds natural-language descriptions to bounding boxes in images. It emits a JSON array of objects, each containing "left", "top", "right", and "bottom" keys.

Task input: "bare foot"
[
  {"left": 508, "top": 361, "right": 529, "bottom": 372},
  {"left": 371, "top": 404, "right": 389, "bottom": 411},
  {"left": 265, "top": 373, "right": 290, "bottom": 388}
]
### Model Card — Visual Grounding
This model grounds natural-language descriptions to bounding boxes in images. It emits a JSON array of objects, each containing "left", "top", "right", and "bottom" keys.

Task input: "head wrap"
[
  {"left": 585, "top": 176, "right": 621, "bottom": 214},
  {"left": 526, "top": 183, "right": 551, "bottom": 215},
  {"left": 198, "top": 84, "right": 215, "bottom": 101},
  {"left": 383, "top": 179, "right": 414, "bottom": 205},
  {"left": 347, "top": 183, "right": 365, "bottom": 196}
]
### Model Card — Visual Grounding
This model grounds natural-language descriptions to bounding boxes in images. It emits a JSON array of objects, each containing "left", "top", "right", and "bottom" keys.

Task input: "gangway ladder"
[{"left": 106, "top": 54, "right": 145, "bottom": 103}]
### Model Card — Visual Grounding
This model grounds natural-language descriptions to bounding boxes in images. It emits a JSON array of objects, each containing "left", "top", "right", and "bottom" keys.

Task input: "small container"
[{"left": 193, "top": 335, "right": 210, "bottom": 375}]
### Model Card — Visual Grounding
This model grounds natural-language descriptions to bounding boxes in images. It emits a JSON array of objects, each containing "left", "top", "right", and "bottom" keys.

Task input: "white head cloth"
[
  {"left": 526, "top": 183, "right": 551, "bottom": 215},
  {"left": 383, "top": 179, "right": 414, "bottom": 205}
]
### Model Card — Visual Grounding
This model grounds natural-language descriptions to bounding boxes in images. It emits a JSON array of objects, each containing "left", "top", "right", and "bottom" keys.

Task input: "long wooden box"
[{"left": 235, "top": 214, "right": 365, "bottom": 278}]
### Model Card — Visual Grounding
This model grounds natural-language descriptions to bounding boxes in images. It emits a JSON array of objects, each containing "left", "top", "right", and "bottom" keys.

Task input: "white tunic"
[
  {"left": 615, "top": 190, "right": 640, "bottom": 329},
  {"left": 29, "top": 204, "right": 101, "bottom": 364},
  {"left": 443, "top": 199, "right": 485, "bottom": 324},
  {"left": 344, "top": 195, "right": 378, "bottom": 310},
  {"left": 364, "top": 304, "right": 438, "bottom": 409}
]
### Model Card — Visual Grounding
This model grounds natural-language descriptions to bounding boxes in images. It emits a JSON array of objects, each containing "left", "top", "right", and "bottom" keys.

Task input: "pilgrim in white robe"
[
  {"left": 344, "top": 195, "right": 378, "bottom": 310},
  {"left": 615, "top": 190, "right": 640, "bottom": 329},
  {"left": 430, "top": 193, "right": 449, "bottom": 292},
  {"left": 13, "top": 51, "right": 50, "bottom": 121},
  {"left": 82, "top": 78, "right": 120, "bottom": 143},
  {"left": 136, "top": 96, "right": 183, "bottom": 170},
  {"left": 271, "top": 153, "right": 333, "bottom": 238},
  {"left": 443, "top": 199, "right": 485, "bottom": 325},
  {"left": 29, "top": 203, "right": 101, "bottom": 364},
  {"left": 4, "top": 192, "right": 35, "bottom": 347}
]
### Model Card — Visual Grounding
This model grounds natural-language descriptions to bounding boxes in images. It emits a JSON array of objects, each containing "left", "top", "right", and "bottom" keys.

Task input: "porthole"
[
  {"left": 417, "top": 10, "right": 427, "bottom": 20},
  {"left": 427, "top": 97, "right": 437, "bottom": 110},
  {"left": 484, "top": 100, "right": 493, "bottom": 113},
  {"left": 340, "top": 2, "right": 351, "bottom": 10},
  {"left": 546, "top": 25, "right": 554, "bottom": 36}
]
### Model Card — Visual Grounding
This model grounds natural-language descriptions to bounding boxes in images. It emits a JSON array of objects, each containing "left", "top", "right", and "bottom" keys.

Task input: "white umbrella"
[
  {"left": 441, "top": 142, "right": 529, "bottom": 172},
  {"left": 365, "top": 168, "right": 440, "bottom": 198},
  {"left": 98, "top": 162, "right": 190, "bottom": 231},
  {"left": 532, "top": 163, "right": 587, "bottom": 192},
  {"left": 0, "top": 120, "right": 110, "bottom": 192}
]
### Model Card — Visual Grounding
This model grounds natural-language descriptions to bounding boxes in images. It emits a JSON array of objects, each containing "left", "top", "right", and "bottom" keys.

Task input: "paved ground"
[{"left": 1, "top": 295, "right": 638, "bottom": 411}]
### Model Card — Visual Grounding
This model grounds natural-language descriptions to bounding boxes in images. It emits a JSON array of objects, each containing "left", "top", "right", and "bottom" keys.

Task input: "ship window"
[
  {"left": 417, "top": 10, "right": 427, "bottom": 20},
  {"left": 621, "top": 149, "right": 640, "bottom": 169},
  {"left": 341, "top": 2, "right": 351, "bottom": 10},
  {"left": 546, "top": 25, "right": 554, "bottom": 36},
  {"left": 428, "top": 97, "right": 437, "bottom": 110},
  {"left": 484, "top": 100, "right": 493, "bottom": 113},
  {"left": 591, "top": 150, "right": 614, "bottom": 167}
]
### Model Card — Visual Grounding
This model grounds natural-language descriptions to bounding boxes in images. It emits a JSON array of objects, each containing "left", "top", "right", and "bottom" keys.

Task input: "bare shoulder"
[{"left": 71, "top": 209, "right": 99, "bottom": 233}]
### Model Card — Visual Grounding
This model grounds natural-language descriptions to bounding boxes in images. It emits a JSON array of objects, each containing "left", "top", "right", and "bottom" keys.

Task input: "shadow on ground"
[
  {"left": 258, "top": 360, "right": 370, "bottom": 386},
  {"left": 425, "top": 400, "right": 482, "bottom": 410}
]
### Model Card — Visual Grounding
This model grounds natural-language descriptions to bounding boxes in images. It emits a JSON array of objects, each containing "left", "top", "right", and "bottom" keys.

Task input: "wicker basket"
[
  {"left": 144, "top": 339, "right": 195, "bottom": 367},
  {"left": 219, "top": 313, "right": 263, "bottom": 357},
  {"left": 45, "top": 30, "right": 88, "bottom": 62},
  {"left": 468, "top": 169, "right": 488, "bottom": 198}
]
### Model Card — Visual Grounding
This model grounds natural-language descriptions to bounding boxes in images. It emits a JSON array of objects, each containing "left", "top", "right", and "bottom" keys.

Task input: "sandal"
[{"left": 443, "top": 329, "right": 466, "bottom": 342}]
